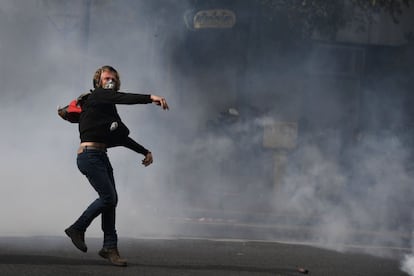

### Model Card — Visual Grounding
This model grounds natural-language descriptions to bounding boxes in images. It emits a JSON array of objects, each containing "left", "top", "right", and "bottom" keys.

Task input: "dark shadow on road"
[
  {"left": 0, "top": 254, "right": 308, "bottom": 275},
  {"left": 0, "top": 254, "right": 104, "bottom": 266},
  {"left": 133, "top": 262, "right": 308, "bottom": 275}
]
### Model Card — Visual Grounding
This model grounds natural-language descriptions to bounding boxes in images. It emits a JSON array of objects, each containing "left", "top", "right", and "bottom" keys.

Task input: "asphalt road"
[{"left": 0, "top": 236, "right": 409, "bottom": 276}]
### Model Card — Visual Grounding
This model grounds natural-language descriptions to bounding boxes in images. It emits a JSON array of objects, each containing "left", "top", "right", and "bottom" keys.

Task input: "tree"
[
  {"left": 257, "top": 0, "right": 413, "bottom": 38},
  {"left": 354, "top": 0, "right": 413, "bottom": 23}
]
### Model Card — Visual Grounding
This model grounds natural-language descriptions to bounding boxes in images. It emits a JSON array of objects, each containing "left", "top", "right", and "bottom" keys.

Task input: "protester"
[{"left": 64, "top": 65, "right": 169, "bottom": 266}]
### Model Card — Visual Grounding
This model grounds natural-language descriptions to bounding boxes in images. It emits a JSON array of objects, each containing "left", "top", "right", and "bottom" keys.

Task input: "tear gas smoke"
[
  {"left": 0, "top": 2, "right": 414, "bottom": 272},
  {"left": 402, "top": 253, "right": 414, "bottom": 276}
]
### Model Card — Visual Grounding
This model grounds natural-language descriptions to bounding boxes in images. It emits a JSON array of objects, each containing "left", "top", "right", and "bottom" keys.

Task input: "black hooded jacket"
[{"left": 79, "top": 87, "right": 152, "bottom": 155}]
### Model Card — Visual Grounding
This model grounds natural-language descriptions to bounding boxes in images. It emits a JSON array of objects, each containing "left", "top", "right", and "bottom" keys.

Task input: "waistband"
[{"left": 77, "top": 144, "right": 107, "bottom": 154}]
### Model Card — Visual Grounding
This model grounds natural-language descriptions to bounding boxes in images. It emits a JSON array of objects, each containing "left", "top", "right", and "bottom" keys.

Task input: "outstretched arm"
[{"left": 93, "top": 88, "right": 170, "bottom": 110}]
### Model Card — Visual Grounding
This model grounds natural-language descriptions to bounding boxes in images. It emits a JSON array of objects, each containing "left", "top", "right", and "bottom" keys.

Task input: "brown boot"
[{"left": 98, "top": 247, "right": 127, "bottom": 267}]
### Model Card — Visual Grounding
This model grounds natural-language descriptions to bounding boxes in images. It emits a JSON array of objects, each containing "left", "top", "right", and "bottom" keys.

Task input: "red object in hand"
[{"left": 58, "top": 99, "right": 82, "bottom": 123}]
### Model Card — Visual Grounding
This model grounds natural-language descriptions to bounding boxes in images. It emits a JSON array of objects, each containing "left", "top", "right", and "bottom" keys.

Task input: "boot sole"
[{"left": 98, "top": 250, "right": 127, "bottom": 267}]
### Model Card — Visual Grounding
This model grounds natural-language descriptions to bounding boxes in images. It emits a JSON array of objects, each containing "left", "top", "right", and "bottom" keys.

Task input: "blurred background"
[{"left": 0, "top": 0, "right": 413, "bottom": 259}]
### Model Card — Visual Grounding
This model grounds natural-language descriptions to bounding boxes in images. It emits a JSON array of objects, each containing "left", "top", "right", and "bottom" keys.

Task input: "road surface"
[{"left": 0, "top": 236, "right": 408, "bottom": 276}]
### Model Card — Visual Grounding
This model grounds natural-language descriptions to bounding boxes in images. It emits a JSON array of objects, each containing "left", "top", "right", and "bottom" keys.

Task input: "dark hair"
[{"left": 93, "top": 65, "right": 121, "bottom": 91}]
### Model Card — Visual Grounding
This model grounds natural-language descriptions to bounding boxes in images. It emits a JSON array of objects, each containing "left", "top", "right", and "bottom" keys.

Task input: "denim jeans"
[{"left": 71, "top": 149, "right": 118, "bottom": 249}]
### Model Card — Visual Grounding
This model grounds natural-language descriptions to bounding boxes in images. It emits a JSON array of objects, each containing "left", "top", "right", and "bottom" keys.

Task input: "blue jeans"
[{"left": 71, "top": 149, "right": 118, "bottom": 249}]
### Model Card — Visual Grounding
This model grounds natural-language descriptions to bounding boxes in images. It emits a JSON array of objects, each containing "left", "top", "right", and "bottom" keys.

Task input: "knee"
[{"left": 102, "top": 194, "right": 118, "bottom": 207}]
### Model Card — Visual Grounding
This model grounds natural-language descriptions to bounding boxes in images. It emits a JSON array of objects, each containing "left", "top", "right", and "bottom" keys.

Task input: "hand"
[
  {"left": 142, "top": 151, "right": 153, "bottom": 167},
  {"left": 150, "top": 95, "right": 169, "bottom": 110}
]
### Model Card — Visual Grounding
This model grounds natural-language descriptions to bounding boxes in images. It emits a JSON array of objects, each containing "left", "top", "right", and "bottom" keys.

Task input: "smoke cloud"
[{"left": 1, "top": 2, "right": 414, "bottom": 273}]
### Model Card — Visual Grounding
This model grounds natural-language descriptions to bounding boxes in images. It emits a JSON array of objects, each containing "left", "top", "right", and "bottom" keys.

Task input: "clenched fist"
[{"left": 142, "top": 151, "right": 153, "bottom": 167}]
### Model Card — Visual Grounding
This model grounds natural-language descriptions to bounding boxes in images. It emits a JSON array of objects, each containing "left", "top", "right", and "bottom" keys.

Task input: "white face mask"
[{"left": 104, "top": 79, "right": 115, "bottom": 89}]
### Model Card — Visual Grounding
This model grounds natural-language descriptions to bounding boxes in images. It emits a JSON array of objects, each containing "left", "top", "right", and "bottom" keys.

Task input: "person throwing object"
[{"left": 64, "top": 65, "right": 169, "bottom": 266}]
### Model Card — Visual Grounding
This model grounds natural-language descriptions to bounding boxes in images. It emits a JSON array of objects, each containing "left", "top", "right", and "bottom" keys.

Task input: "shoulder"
[{"left": 77, "top": 91, "right": 92, "bottom": 104}]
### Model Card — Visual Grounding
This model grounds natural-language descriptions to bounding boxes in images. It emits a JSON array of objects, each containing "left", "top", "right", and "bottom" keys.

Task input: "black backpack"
[{"left": 57, "top": 92, "right": 91, "bottom": 123}]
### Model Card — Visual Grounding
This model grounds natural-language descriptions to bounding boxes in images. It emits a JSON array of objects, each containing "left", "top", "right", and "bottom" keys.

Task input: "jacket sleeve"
[
  {"left": 107, "top": 136, "right": 149, "bottom": 155},
  {"left": 123, "top": 136, "right": 150, "bottom": 155},
  {"left": 94, "top": 88, "right": 152, "bottom": 105}
]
